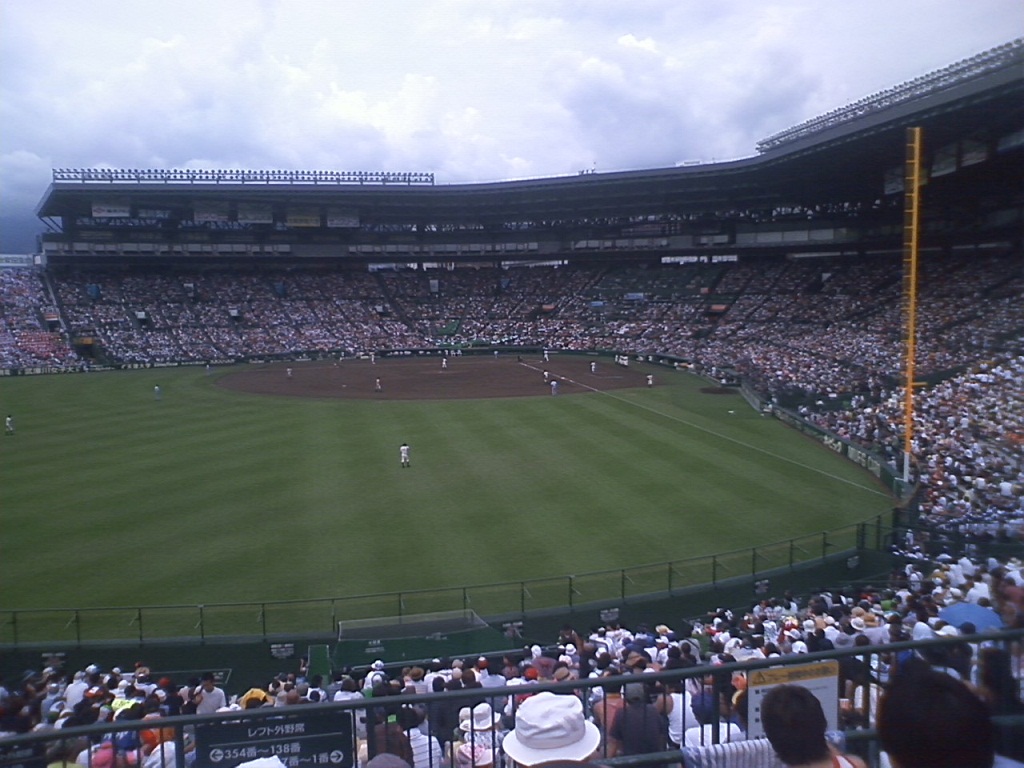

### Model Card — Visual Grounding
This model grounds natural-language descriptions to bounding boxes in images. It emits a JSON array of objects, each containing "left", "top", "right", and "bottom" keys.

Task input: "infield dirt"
[{"left": 216, "top": 354, "right": 654, "bottom": 400}]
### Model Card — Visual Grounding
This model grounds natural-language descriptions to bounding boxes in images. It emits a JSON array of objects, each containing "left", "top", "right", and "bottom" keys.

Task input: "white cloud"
[
  {"left": 618, "top": 34, "right": 659, "bottom": 53},
  {"left": 0, "top": 0, "right": 1019, "bottom": 250}
]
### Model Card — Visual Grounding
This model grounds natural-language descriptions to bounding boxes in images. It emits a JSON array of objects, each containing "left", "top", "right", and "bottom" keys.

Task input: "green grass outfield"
[{"left": 1, "top": 361, "right": 893, "bottom": 620}]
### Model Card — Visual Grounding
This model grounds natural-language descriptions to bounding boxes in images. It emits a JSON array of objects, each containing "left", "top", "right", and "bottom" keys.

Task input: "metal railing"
[
  {"left": 1, "top": 521, "right": 878, "bottom": 646},
  {"left": 2, "top": 628, "right": 1022, "bottom": 768}
]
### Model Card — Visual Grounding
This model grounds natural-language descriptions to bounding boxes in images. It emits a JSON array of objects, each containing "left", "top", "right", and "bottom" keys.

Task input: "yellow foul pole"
[{"left": 902, "top": 127, "right": 923, "bottom": 483}]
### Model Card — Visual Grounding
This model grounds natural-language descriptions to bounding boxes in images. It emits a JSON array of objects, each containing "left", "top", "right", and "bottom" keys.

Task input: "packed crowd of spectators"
[
  {"left": 4, "top": 547, "right": 1023, "bottom": 767},
  {"left": 7, "top": 251, "right": 1017, "bottom": 380},
  {"left": 805, "top": 352, "right": 1024, "bottom": 532},
  {"left": 0, "top": 268, "right": 79, "bottom": 370},
  {"left": 48, "top": 271, "right": 426, "bottom": 363},
  {"left": 3, "top": 248, "right": 1021, "bottom": 533}
]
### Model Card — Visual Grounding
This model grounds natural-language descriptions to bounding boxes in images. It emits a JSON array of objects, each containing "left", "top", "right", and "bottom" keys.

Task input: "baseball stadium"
[{"left": 1, "top": 38, "right": 1022, "bottom": 768}]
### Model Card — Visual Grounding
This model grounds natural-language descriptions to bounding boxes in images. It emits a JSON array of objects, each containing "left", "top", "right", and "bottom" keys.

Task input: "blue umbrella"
[{"left": 939, "top": 601, "right": 1004, "bottom": 632}]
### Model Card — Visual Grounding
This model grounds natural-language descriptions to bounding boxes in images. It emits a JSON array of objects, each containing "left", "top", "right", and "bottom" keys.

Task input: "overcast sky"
[{"left": 0, "top": 0, "right": 1018, "bottom": 253}]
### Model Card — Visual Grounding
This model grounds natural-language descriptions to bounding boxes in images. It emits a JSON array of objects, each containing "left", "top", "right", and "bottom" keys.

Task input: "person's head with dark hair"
[
  {"left": 674, "top": 654, "right": 697, "bottom": 669},
  {"left": 371, "top": 681, "right": 405, "bottom": 719},
  {"left": 918, "top": 639, "right": 953, "bottom": 669},
  {"left": 625, "top": 649, "right": 651, "bottom": 671},
  {"left": 117, "top": 702, "right": 145, "bottom": 721},
  {"left": 886, "top": 615, "right": 907, "bottom": 642},
  {"left": 760, "top": 685, "right": 831, "bottom": 766},
  {"left": 878, "top": 663, "right": 994, "bottom": 768},
  {"left": 663, "top": 649, "right": 685, "bottom": 670},
  {"left": 690, "top": 692, "right": 718, "bottom": 726},
  {"left": 397, "top": 705, "right": 424, "bottom": 731}
]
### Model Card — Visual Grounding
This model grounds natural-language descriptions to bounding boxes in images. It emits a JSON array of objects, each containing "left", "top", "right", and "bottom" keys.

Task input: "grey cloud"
[{"left": 0, "top": 0, "right": 1019, "bottom": 251}]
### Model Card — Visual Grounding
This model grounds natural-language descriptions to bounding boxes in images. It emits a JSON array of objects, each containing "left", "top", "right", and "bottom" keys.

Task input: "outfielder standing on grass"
[
  {"left": 5, "top": 414, "right": 13, "bottom": 435},
  {"left": 400, "top": 442, "right": 411, "bottom": 468}
]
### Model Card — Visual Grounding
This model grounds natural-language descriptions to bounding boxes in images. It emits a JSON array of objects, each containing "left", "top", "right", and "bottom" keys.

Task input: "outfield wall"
[
  {"left": 771, "top": 406, "right": 909, "bottom": 498},
  {"left": 0, "top": 519, "right": 876, "bottom": 648},
  {"left": 0, "top": 545, "right": 894, "bottom": 687},
  {"left": 648, "top": 359, "right": 910, "bottom": 500}
]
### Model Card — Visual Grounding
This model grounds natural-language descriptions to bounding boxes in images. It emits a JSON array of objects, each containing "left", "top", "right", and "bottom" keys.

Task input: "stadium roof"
[{"left": 35, "top": 41, "right": 1024, "bottom": 228}]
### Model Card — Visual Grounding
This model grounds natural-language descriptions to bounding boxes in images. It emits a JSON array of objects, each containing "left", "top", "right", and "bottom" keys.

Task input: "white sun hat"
[{"left": 502, "top": 692, "right": 600, "bottom": 766}]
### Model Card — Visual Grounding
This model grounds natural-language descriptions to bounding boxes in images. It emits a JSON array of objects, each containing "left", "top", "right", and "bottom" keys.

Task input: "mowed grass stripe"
[
  {"left": 606, "top": 381, "right": 883, "bottom": 494},
  {"left": 552, "top": 395, "right": 820, "bottom": 553},
  {"left": 1, "top": 365, "right": 894, "bottom": 612},
  {"left": 386, "top": 398, "right": 625, "bottom": 585}
]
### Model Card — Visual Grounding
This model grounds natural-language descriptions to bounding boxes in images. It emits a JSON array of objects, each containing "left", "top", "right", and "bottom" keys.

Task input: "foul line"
[{"left": 520, "top": 362, "right": 888, "bottom": 498}]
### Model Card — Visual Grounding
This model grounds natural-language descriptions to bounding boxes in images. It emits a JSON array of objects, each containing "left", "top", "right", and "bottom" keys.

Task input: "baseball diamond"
[{"left": 216, "top": 355, "right": 646, "bottom": 400}]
